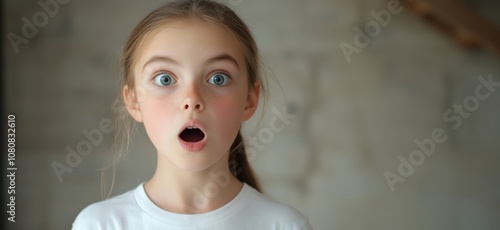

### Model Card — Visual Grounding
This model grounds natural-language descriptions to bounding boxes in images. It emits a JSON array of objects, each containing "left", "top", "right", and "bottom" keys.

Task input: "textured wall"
[{"left": 4, "top": 0, "right": 500, "bottom": 229}]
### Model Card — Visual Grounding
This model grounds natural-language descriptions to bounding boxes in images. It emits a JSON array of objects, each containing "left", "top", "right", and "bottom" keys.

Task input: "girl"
[{"left": 72, "top": 0, "right": 312, "bottom": 229}]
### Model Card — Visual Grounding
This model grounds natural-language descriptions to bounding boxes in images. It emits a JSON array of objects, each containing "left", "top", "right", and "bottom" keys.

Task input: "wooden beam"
[{"left": 403, "top": 0, "right": 500, "bottom": 55}]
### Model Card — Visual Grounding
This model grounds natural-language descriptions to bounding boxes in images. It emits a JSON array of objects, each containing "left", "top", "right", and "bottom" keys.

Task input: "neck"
[{"left": 144, "top": 152, "right": 243, "bottom": 214}]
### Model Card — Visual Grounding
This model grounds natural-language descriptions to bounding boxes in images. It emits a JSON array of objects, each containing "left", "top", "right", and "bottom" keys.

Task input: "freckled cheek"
[
  {"left": 208, "top": 97, "right": 245, "bottom": 138},
  {"left": 140, "top": 96, "right": 179, "bottom": 141}
]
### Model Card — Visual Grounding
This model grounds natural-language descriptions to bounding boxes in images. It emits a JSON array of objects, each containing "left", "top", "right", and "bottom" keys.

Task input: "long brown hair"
[{"left": 110, "top": 0, "right": 264, "bottom": 195}]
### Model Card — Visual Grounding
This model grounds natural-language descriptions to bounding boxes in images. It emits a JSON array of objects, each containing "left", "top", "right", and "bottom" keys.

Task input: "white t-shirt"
[{"left": 72, "top": 183, "right": 313, "bottom": 230}]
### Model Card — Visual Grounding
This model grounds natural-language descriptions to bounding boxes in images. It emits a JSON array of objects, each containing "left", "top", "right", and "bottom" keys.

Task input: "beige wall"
[{"left": 4, "top": 0, "right": 500, "bottom": 229}]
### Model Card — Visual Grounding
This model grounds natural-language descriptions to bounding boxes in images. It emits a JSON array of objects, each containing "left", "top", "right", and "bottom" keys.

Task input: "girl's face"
[{"left": 124, "top": 19, "right": 259, "bottom": 172}]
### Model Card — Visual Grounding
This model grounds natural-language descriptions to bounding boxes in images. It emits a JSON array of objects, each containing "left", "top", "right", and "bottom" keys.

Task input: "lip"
[{"left": 177, "top": 120, "right": 207, "bottom": 152}]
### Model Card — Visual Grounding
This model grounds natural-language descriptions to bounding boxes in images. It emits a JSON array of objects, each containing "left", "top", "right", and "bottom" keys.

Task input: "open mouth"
[{"left": 179, "top": 126, "right": 205, "bottom": 142}]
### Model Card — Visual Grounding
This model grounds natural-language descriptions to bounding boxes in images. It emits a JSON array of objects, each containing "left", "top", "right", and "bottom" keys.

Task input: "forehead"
[{"left": 136, "top": 18, "right": 245, "bottom": 69}]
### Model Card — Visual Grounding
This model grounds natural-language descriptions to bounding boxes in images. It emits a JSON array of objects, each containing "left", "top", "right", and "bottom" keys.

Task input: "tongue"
[{"left": 180, "top": 129, "right": 205, "bottom": 142}]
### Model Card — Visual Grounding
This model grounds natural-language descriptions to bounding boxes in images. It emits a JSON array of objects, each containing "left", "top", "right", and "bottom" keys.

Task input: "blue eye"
[
  {"left": 153, "top": 73, "right": 176, "bottom": 86},
  {"left": 208, "top": 73, "right": 230, "bottom": 86}
]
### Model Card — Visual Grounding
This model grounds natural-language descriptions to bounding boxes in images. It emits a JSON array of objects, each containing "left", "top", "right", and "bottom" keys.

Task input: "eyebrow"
[{"left": 142, "top": 53, "right": 240, "bottom": 71}]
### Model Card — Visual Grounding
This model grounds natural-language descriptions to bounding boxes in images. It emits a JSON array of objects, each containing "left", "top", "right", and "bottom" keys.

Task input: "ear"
[
  {"left": 242, "top": 82, "right": 260, "bottom": 121},
  {"left": 123, "top": 85, "right": 143, "bottom": 123}
]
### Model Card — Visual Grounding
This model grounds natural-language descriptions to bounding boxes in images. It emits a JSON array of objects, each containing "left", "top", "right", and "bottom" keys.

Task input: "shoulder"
[
  {"left": 240, "top": 185, "right": 313, "bottom": 230},
  {"left": 72, "top": 187, "right": 139, "bottom": 230}
]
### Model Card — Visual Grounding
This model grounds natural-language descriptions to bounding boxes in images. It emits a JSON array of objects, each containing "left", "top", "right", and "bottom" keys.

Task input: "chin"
[{"left": 169, "top": 151, "right": 224, "bottom": 173}]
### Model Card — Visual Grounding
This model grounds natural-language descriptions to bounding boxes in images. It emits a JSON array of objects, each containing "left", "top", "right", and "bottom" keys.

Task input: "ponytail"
[{"left": 229, "top": 131, "right": 261, "bottom": 192}]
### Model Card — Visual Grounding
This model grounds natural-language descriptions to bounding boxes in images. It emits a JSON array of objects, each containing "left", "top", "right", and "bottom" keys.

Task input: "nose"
[{"left": 182, "top": 84, "right": 204, "bottom": 112}]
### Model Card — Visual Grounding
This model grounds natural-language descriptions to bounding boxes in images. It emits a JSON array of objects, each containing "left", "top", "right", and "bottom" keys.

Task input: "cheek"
[
  {"left": 209, "top": 95, "right": 246, "bottom": 136},
  {"left": 140, "top": 96, "right": 178, "bottom": 142}
]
